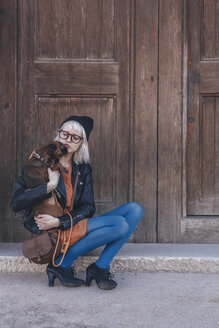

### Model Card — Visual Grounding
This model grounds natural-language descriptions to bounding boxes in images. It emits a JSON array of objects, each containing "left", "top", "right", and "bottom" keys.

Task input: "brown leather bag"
[{"left": 22, "top": 230, "right": 62, "bottom": 265}]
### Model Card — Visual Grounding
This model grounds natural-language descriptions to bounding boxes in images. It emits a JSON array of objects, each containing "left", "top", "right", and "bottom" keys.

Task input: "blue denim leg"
[{"left": 55, "top": 201, "right": 143, "bottom": 268}]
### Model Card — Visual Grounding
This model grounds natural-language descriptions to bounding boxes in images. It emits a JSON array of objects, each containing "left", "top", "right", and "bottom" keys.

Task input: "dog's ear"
[{"left": 47, "top": 143, "right": 57, "bottom": 156}]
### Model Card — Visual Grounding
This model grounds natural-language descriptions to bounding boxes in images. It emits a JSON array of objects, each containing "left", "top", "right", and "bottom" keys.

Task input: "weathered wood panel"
[
  {"left": 181, "top": 0, "right": 219, "bottom": 243},
  {"left": 0, "top": 0, "right": 17, "bottom": 241},
  {"left": 35, "top": 63, "right": 118, "bottom": 94},
  {"left": 187, "top": 0, "right": 219, "bottom": 216},
  {"left": 158, "top": 0, "right": 183, "bottom": 242},
  {"left": 200, "top": 62, "right": 219, "bottom": 93},
  {"left": 133, "top": 0, "right": 158, "bottom": 242},
  {"left": 202, "top": 0, "right": 219, "bottom": 59},
  {"left": 36, "top": 0, "right": 115, "bottom": 59},
  {"left": 188, "top": 96, "right": 219, "bottom": 215}
]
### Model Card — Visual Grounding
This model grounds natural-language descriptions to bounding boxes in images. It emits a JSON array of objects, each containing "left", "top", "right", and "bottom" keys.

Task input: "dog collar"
[{"left": 29, "top": 150, "right": 48, "bottom": 164}]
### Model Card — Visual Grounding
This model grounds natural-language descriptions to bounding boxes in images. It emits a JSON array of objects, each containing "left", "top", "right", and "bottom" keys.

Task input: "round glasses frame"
[{"left": 58, "top": 129, "right": 83, "bottom": 144}]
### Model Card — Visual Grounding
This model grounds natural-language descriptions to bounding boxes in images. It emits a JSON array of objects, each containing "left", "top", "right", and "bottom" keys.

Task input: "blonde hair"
[{"left": 53, "top": 120, "right": 91, "bottom": 164}]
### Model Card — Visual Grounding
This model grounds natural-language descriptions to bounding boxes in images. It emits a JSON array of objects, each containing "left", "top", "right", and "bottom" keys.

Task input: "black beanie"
[{"left": 59, "top": 115, "right": 94, "bottom": 141}]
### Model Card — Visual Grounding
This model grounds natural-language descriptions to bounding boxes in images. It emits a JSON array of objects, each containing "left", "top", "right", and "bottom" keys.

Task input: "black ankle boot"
[
  {"left": 46, "top": 262, "right": 85, "bottom": 287},
  {"left": 85, "top": 262, "right": 117, "bottom": 290}
]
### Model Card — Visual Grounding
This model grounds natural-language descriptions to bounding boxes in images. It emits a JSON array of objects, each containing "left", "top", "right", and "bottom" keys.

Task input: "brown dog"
[{"left": 23, "top": 141, "right": 68, "bottom": 217}]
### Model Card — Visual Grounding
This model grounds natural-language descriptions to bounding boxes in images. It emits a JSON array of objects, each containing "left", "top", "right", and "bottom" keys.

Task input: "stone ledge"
[{"left": 0, "top": 243, "right": 219, "bottom": 273}]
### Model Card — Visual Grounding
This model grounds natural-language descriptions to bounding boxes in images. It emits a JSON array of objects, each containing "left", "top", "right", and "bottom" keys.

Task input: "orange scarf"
[{"left": 62, "top": 166, "right": 73, "bottom": 210}]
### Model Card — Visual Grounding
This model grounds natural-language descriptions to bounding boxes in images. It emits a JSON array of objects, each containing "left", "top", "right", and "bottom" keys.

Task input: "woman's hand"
[
  {"left": 47, "top": 168, "right": 60, "bottom": 193},
  {"left": 34, "top": 214, "right": 60, "bottom": 230}
]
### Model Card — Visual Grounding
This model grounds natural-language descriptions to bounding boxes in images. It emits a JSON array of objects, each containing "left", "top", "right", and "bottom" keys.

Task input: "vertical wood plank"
[
  {"left": 85, "top": 0, "right": 101, "bottom": 59},
  {"left": 215, "top": 97, "right": 219, "bottom": 197},
  {"left": 186, "top": 0, "right": 202, "bottom": 214},
  {"left": 0, "top": 0, "right": 16, "bottom": 241},
  {"left": 201, "top": 97, "right": 215, "bottom": 201},
  {"left": 100, "top": 0, "right": 115, "bottom": 59},
  {"left": 13, "top": 0, "right": 37, "bottom": 241},
  {"left": 217, "top": 1, "right": 219, "bottom": 57},
  {"left": 115, "top": 0, "right": 130, "bottom": 208},
  {"left": 18, "top": 0, "right": 36, "bottom": 167},
  {"left": 134, "top": 0, "right": 158, "bottom": 242},
  {"left": 202, "top": 0, "right": 217, "bottom": 59},
  {"left": 158, "top": 0, "right": 183, "bottom": 242}
]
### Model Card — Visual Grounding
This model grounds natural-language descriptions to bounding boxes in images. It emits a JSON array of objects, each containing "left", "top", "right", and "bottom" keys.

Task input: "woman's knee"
[
  {"left": 112, "top": 215, "right": 129, "bottom": 238},
  {"left": 126, "top": 201, "right": 143, "bottom": 219}
]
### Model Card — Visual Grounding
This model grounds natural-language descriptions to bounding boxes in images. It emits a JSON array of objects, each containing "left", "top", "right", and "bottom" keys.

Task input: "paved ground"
[{"left": 0, "top": 271, "right": 219, "bottom": 328}]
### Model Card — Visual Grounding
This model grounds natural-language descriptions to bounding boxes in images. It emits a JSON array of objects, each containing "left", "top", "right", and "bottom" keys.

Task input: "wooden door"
[
  {"left": 2, "top": 0, "right": 159, "bottom": 244},
  {"left": 8, "top": 0, "right": 130, "bottom": 242},
  {"left": 5, "top": 0, "right": 218, "bottom": 244},
  {"left": 181, "top": 0, "right": 219, "bottom": 242},
  {"left": 187, "top": 0, "right": 219, "bottom": 215}
]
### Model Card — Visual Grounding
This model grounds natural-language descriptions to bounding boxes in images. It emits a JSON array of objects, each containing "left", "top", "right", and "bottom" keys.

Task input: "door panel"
[
  {"left": 36, "top": 0, "right": 115, "bottom": 60},
  {"left": 187, "top": 0, "right": 219, "bottom": 215}
]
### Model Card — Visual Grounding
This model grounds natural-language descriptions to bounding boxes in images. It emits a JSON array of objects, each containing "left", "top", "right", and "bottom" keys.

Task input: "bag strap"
[{"left": 52, "top": 167, "right": 79, "bottom": 267}]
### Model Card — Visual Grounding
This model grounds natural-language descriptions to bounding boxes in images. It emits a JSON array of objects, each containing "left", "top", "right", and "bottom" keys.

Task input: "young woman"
[{"left": 10, "top": 115, "right": 143, "bottom": 290}]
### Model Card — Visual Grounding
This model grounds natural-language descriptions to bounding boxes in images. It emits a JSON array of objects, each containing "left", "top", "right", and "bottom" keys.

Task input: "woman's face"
[{"left": 58, "top": 122, "right": 83, "bottom": 155}]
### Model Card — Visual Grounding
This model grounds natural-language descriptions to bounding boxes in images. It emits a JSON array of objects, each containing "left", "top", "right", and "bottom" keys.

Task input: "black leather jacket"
[{"left": 10, "top": 159, "right": 96, "bottom": 235}]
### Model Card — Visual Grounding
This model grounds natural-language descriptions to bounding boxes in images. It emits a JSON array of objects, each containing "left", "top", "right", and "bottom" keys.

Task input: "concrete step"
[{"left": 0, "top": 243, "right": 219, "bottom": 273}]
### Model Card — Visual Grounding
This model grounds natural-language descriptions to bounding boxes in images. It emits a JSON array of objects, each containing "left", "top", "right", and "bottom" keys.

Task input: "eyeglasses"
[{"left": 58, "top": 129, "right": 83, "bottom": 144}]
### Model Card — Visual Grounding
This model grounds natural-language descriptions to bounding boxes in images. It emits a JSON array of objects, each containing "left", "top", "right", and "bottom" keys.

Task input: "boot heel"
[
  {"left": 85, "top": 271, "right": 93, "bottom": 286},
  {"left": 47, "top": 271, "right": 55, "bottom": 287},
  {"left": 86, "top": 262, "right": 117, "bottom": 290}
]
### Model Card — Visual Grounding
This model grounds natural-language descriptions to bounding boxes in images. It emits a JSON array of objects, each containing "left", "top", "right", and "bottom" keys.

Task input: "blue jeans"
[{"left": 54, "top": 201, "right": 143, "bottom": 269}]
